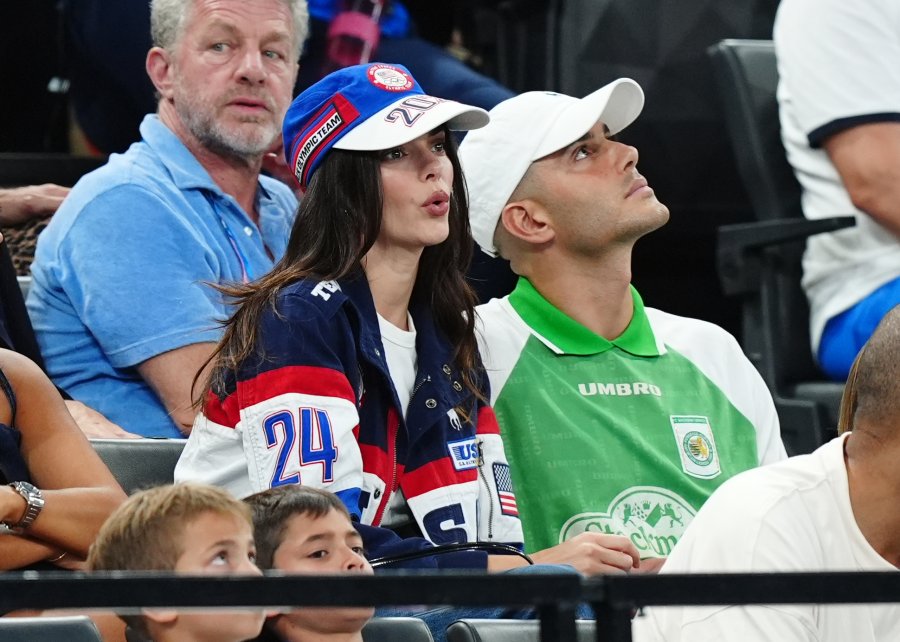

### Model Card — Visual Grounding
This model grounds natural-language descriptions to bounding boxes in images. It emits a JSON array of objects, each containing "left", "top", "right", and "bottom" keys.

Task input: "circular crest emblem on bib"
[
  {"left": 367, "top": 64, "right": 414, "bottom": 92},
  {"left": 682, "top": 430, "right": 714, "bottom": 467}
]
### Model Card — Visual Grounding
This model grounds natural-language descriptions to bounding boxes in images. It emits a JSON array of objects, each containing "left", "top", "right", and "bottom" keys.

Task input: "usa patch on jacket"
[
  {"left": 447, "top": 437, "right": 479, "bottom": 470},
  {"left": 493, "top": 463, "right": 518, "bottom": 516}
]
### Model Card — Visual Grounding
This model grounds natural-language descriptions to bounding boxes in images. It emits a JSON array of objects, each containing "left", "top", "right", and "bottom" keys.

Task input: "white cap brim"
[
  {"left": 531, "top": 78, "right": 644, "bottom": 160},
  {"left": 334, "top": 96, "right": 489, "bottom": 151}
]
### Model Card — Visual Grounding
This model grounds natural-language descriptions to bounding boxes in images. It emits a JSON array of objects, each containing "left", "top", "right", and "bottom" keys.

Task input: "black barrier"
[
  {"left": 0, "top": 571, "right": 582, "bottom": 642},
  {"left": 2, "top": 571, "right": 899, "bottom": 642}
]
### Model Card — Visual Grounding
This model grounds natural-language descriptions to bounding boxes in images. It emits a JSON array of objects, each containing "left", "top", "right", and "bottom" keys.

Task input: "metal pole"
[
  {"left": 539, "top": 601, "right": 578, "bottom": 641},
  {"left": 593, "top": 601, "right": 633, "bottom": 642}
]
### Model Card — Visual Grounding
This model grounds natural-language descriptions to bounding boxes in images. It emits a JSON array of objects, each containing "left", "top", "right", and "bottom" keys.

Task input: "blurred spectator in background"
[
  {"left": 775, "top": 0, "right": 900, "bottom": 381},
  {"left": 62, "top": 0, "right": 513, "bottom": 156}
]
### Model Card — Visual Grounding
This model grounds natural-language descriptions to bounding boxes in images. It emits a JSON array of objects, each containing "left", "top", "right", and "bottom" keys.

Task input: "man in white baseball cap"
[{"left": 459, "top": 80, "right": 787, "bottom": 566}]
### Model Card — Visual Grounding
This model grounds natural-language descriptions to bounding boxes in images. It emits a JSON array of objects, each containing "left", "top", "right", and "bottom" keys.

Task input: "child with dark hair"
[{"left": 246, "top": 485, "right": 373, "bottom": 642}]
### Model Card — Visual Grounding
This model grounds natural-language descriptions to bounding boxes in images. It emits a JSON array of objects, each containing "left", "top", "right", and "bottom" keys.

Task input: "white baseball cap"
[{"left": 459, "top": 78, "right": 645, "bottom": 256}]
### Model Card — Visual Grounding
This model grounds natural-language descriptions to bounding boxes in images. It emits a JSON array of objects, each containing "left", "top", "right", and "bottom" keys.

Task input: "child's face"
[
  {"left": 271, "top": 508, "right": 374, "bottom": 637},
  {"left": 168, "top": 510, "right": 265, "bottom": 642}
]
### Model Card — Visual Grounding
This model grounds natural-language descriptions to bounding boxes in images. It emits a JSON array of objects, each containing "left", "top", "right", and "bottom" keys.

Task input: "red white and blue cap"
[{"left": 283, "top": 63, "right": 489, "bottom": 189}]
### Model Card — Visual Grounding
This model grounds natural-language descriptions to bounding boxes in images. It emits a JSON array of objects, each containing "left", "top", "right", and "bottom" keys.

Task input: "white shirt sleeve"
[{"left": 775, "top": 0, "right": 900, "bottom": 142}]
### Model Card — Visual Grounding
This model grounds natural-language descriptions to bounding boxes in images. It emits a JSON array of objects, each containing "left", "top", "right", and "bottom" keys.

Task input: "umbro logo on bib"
[{"left": 578, "top": 382, "right": 662, "bottom": 397}]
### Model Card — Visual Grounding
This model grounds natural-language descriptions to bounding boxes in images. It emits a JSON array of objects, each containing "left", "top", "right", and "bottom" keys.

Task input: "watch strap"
[{"left": 6, "top": 481, "right": 44, "bottom": 532}]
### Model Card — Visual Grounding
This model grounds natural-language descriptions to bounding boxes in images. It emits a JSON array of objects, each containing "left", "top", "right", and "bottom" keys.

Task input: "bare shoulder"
[
  {"left": 0, "top": 348, "right": 75, "bottom": 440},
  {"left": 0, "top": 348, "right": 59, "bottom": 404}
]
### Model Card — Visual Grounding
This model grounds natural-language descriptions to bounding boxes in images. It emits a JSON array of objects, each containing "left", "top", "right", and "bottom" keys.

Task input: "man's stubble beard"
[{"left": 174, "top": 87, "right": 279, "bottom": 164}]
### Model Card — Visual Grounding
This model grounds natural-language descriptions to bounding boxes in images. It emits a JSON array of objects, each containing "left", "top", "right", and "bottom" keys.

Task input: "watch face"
[{"left": 15, "top": 482, "right": 38, "bottom": 496}]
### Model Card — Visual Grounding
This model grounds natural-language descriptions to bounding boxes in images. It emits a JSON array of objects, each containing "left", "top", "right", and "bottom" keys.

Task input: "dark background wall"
[
  {"left": 2, "top": 0, "right": 781, "bottom": 339},
  {"left": 0, "top": 2, "right": 69, "bottom": 152},
  {"left": 473, "top": 0, "right": 780, "bottom": 338}
]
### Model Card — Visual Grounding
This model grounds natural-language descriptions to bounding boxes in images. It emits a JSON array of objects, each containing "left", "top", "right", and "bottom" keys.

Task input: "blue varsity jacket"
[{"left": 175, "top": 272, "right": 523, "bottom": 569}]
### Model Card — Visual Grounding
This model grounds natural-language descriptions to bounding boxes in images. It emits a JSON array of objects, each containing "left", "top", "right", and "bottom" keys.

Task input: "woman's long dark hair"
[{"left": 196, "top": 129, "right": 483, "bottom": 413}]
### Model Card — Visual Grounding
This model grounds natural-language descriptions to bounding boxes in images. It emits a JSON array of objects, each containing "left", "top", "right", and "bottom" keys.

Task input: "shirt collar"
[
  {"left": 507, "top": 277, "right": 660, "bottom": 357},
  {"left": 138, "top": 114, "right": 272, "bottom": 203}
]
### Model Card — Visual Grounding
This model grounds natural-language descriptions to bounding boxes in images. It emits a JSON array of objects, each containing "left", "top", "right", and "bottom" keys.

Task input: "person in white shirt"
[
  {"left": 634, "top": 305, "right": 900, "bottom": 642},
  {"left": 775, "top": 0, "right": 900, "bottom": 381}
]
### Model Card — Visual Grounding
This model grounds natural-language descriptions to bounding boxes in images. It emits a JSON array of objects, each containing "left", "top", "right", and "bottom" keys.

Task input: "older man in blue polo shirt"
[{"left": 27, "top": 0, "right": 308, "bottom": 438}]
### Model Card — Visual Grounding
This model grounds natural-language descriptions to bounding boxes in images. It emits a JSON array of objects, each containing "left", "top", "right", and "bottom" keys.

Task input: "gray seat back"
[
  {"left": 708, "top": 39, "right": 845, "bottom": 453},
  {"left": 446, "top": 619, "right": 595, "bottom": 642},
  {"left": 91, "top": 438, "right": 186, "bottom": 495},
  {"left": 363, "top": 617, "right": 434, "bottom": 642},
  {"left": 0, "top": 616, "right": 102, "bottom": 642}
]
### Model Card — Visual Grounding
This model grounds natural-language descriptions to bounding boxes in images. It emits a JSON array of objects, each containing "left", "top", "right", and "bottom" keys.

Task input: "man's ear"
[
  {"left": 146, "top": 47, "right": 175, "bottom": 100},
  {"left": 499, "top": 199, "right": 555, "bottom": 247}
]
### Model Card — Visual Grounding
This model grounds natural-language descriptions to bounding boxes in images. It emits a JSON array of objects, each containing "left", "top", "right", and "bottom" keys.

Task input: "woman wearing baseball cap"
[{"left": 178, "top": 62, "right": 530, "bottom": 570}]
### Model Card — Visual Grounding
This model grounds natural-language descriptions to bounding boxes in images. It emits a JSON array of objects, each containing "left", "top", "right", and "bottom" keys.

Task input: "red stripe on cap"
[{"left": 291, "top": 94, "right": 360, "bottom": 187}]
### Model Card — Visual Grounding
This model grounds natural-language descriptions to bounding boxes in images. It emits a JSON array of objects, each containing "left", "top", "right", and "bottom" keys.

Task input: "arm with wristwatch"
[{"left": 0, "top": 350, "right": 126, "bottom": 570}]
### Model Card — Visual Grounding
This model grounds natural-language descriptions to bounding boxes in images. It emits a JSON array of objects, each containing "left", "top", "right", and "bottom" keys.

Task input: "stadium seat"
[
  {"left": 0, "top": 615, "right": 102, "bottom": 642},
  {"left": 91, "top": 438, "right": 186, "bottom": 495},
  {"left": 446, "top": 618, "right": 595, "bottom": 642},
  {"left": 16, "top": 276, "right": 31, "bottom": 300},
  {"left": 362, "top": 617, "right": 435, "bottom": 641},
  {"left": 708, "top": 39, "right": 851, "bottom": 454}
]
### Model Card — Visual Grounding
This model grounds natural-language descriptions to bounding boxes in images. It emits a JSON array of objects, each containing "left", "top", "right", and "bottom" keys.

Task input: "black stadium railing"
[
  {"left": 1, "top": 570, "right": 899, "bottom": 641},
  {"left": 0, "top": 571, "right": 585, "bottom": 641}
]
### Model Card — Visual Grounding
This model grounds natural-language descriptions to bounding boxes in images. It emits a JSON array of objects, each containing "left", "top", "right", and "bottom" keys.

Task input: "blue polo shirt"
[{"left": 27, "top": 115, "right": 297, "bottom": 438}]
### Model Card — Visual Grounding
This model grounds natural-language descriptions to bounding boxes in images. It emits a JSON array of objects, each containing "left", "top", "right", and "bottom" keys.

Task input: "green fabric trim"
[{"left": 507, "top": 277, "right": 659, "bottom": 356}]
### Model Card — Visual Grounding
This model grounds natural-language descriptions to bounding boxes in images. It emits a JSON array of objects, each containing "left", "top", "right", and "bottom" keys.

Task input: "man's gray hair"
[{"left": 150, "top": 0, "right": 309, "bottom": 58}]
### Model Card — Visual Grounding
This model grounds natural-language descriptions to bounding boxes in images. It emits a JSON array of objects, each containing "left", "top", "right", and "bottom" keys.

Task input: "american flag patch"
[{"left": 493, "top": 463, "right": 518, "bottom": 516}]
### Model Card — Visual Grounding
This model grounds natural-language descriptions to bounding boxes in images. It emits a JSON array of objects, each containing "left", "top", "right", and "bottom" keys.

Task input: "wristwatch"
[{"left": 3, "top": 481, "right": 44, "bottom": 533}]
